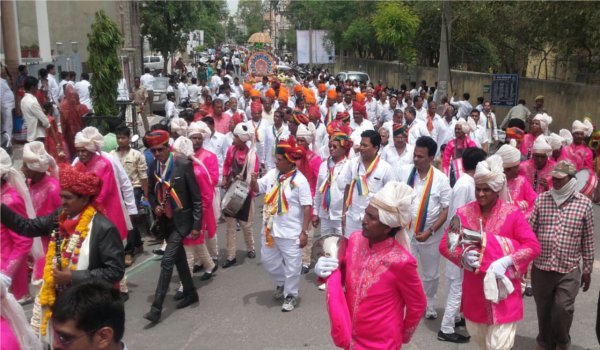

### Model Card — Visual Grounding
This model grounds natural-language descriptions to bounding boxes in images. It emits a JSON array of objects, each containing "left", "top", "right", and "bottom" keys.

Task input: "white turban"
[
  {"left": 474, "top": 154, "right": 507, "bottom": 200},
  {"left": 495, "top": 144, "right": 521, "bottom": 168},
  {"left": 188, "top": 121, "right": 211, "bottom": 140},
  {"left": 296, "top": 122, "right": 316, "bottom": 144},
  {"left": 22, "top": 141, "right": 58, "bottom": 178},
  {"left": 370, "top": 181, "right": 414, "bottom": 229},
  {"left": 170, "top": 118, "right": 188, "bottom": 137},
  {"left": 172, "top": 136, "right": 194, "bottom": 158},
  {"left": 467, "top": 117, "right": 478, "bottom": 133},
  {"left": 456, "top": 119, "right": 471, "bottom": 134},
  {"left": 559, "top": 129, "right": 573, "bottom": 146},
  {"left": 233, "top": 123, "right": 255, "bottom": 143},
  {"left": 532, "top": 134, "right": 552, "bottom": 155},
  {"left": 572, "top": 119, "right": 593, "bottom": 137},
  {"left": 74, "top": 126, "right": 104, "bottom": 152},
  {"left": 546, "top": 133, "right": 565, "bottom": 150},
  {"left": 533, "top": 113, "right": 552, "bottom": 133}
]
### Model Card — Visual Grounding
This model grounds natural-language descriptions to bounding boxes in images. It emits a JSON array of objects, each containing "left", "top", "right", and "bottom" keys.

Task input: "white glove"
[
  {"left": 314, "top": 257, "right": 339, "bottom": 278},
  {"left": 461, "top": 249, "right": 480, "bottom": 269},
  {"left": 488, "top": 255, "right": 513, "bottom": 278}
]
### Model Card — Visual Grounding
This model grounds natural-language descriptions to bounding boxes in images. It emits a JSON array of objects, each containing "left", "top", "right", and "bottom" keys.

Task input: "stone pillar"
[
  {"left": 35, "top": 0, "right": 52, "bottom": 61},
  {"left": 1, "top": 0, "right": 21, "bottom": 79}
]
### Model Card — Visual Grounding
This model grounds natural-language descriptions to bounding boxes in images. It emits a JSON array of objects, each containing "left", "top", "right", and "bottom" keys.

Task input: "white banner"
[{"left": 296, "top": 30, "right": 335, "bottom": 64}]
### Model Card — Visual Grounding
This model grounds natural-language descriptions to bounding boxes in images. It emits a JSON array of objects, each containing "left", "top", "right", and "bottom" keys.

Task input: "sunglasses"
[
  {"left": 54, "top": 326, "right": 101, "bottom": 347},
  {"left": 150, "top": 147, "right": 167, "bottom": 154}
]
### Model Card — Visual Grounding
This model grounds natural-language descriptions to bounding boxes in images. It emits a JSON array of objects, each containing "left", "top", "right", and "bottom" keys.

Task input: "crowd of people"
[{"left": 0, "top": 58, "right": 599, "bottom": 350}]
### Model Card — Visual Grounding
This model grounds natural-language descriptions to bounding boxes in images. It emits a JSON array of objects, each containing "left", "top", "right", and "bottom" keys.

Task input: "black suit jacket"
[
  {"left": 148, "top": 155, "right": 203, "bottom": 235},
  {"left": 0, "top": 206, "right": 125, "bottom": 286}
]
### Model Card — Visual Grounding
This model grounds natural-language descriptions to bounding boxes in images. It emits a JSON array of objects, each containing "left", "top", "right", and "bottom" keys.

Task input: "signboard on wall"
[
  {"left": 490, "top": 74, "right": 519, "bottom": 106},
  {"left": 296, "top": 30, "right": 335, "bottom": 65}
]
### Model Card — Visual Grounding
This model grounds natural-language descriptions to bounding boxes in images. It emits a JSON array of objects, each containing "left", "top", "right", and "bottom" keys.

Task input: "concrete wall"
[{"left": 335, "top": 57, "right": 600, "bottom": 131}]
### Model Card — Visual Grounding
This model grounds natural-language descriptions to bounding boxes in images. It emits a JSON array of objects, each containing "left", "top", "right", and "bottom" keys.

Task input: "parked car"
[
  {"left": 335, "top": 71, "right": 370, "bottom": 85},
  {"left": 151, "top": 77, "right": 170, "bottom": 115},
  {"left": 144, "top": 56, "right": 164, "bottom": 72}
]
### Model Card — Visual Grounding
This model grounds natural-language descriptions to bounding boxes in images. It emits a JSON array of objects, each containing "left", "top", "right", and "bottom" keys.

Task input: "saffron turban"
[
  {"left": 495, "top": 144, "right": 521, "bottom": 168},
  {"left": 59, "top": 163, "right": 101, "bottom": 197},
  {"left": 233, "top": 123, "right": 255, "bottom": 143},
  {"left": 370, "top": 181, "right": 414, "bottom": 229},
  {"left": 249, "top": 89, "right": 261, "bottom": 98},
  {"left": 74, "top": 127, "right": 104, "bottom": 152},
  {"left": 392, "top": 123, "right": 408, "bottom": 137},
  {"left": 188, "top": 121, "right": 211, "bottom": 140},
  {"left": 22, "top": 141, "right": 57, "bottom": 177},
  {"left": 505, "top": 127, "right": 525, "bottom": 142},
  {"left": 243, "top": 83, "right": 252, "bottom": 92},
  {"left": 532, "top": 134, "right": 552, "bottom": 155},
  {"left": 533, "top": 113, "right": 553, "bottom": 133},
  {"left": 144, "top": 130, "right": 170, "bottom": 148},
  {"left": 275, "top": 136, "right": 305, "bottom": 163},
  {"left": 292, "top": 113, "right": 310, "bottom": 126},
  {"left": 172, "top": 136, "right": 194, "bottom": 158},
  {"left": 355, "top": 92, "right": 365, "bottom": 103},
  {"left": 296, "top": 122, "right": 316, "bottom": 144},
  {"left": 336, "top": 111, "right": 350, "bottom": 122},
  {"left": 474, "top": 154, "right": 507, "bottom": 194},
  {"left": 170, "top": 118, "right": 188, "bottom": 137},
  {"left": 303, "top": 88, "right": 316, "bottom": 105},
  {"left": 572, "top": 119, "right": 593, "bottom": 137},
  {"left": 546, "top": 133, "right": 565, "bottom": 150},
  {"left": 352, "top": 101, "right": 366, "bottom": 117},
  {"left": 318, "top": 83, "right": 326, "bottom": 93},
  {"left": 278, "top": 86, "right": 289, "bottom": 101},
  {"left": 327, "top": 89, "right": 337, "bottom": 100},
  {"left": 293, "top": 84, "right": 303, "bottom": 94},
  {"left": 251, "top": 101, "right": 263, "bottom": 113},
  {"left": 266, "top": 88, "right": 276, "bottom": 99}
]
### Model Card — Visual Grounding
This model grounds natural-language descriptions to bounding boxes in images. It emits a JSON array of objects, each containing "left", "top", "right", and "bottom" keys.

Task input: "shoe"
[
  {"left": 247, "top": 250, "right": 256, "bottom": 259},
  {"left": 212, "top": 259, "right": 219, "bottom": 272},
  {"left": 192, "top": 264, "right": 203, "bottom": 273},
  {"left": 273, "top": 285, "right": 284, "bottom": 300},
  {"left": 301, "top": 265, "right": 310, "bottom": 274},
  {"left": 200, "top": 265, "right": 217, "bottom": 281},
  {"left": 524, "top": 285, "right": 533, "bottom": 297},
  {"left": 173, "top": 290, "right": 185, "bottom": 301},
  {"left": 124, "top": 254, "right": 134, "bottom": 267},
  {"left": 318, "top": 283, "right": 326, "bottom": 291},
  {"left": 425, "top": 307, "right": 438, "bottom": 320},
  {"left": 175, "top": 293, "right": 199, "bottom": 309},
  {"left": 454, "top": 318, "right": 466, "bottom": 328},
  {"left": 222, "top": 258, "right": 236, "bottom": 268},
  {"left": 437, "top": 330, "right": 470, "bottom": 343},
  {"left": 281, "top": 295, "right": 297, "bottom": 312},
  {"left": 120, "top": 292, "right": 129, "bottom": 303},
  {"left": 143, "top": 309, "right": 161, "bottom": 323},
  {"left": 152, "top": 248, "right": 165, "bottom": 256}
]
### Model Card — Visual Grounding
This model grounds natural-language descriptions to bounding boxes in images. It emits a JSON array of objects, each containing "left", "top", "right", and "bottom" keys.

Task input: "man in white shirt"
[
  {"left": 433, "top": 105, "right": 457, "bottom": 155},
  {"left": 338, "top": 130, "right": 394, "bottom": 235},
  {"left": 349, "top": 102, "right": 375, "bottom": 146},
  {"left": 250, "top": 138, "right": 312, "bottom": 312},
  {"left": 247, "top": 101, "right": 271, "bottom": 170},
  {"left": 404, "top": 107, "right": 430, "bottom": 146},
  {"left": 336, "top": 89, "right": 354, "bottom": 119},
  {"left": 379, "top": 95, "right": 398, "bottom": 127},
  {"left": 177, "top": 76, "right": 189, "bottom": 104},
  {"left": 381, "top": 124, "right": 414, "bottom": 167},
  {"left": 58, "top": 71, "right": 69, "bottom": 102},
  {"left": 414, "top": 96, "right": 428, "bottom": 122},
  {"left": 468, "top": 109, "right": 489, "bottom": 152},
  {"left": 254, "top": 76, "right": 270, "bottom": 96},
  {"left": 75, "top": 72, "right": 93, "bottom": 110},
  {"left": 364, "top": 87, "right": 380, "bottom": 126},
  {"left": 308, "top": 105, "right": 328, "bottom": 157},
  {"left": 209, "top": 69, "right": 223, "bottom": 95},
  {"left": 264, "top": 110, "right": 290, "bottom": 169},
  {"left": 479, "top": 101, "right": 498, "bottom": 144},
  {"left": 377, "top": 91, "right": 390, "bottom": 114},
  {"left": 164, "top": 92, "right": 178, "bottom": 119},
  {"left": 223, "top": 96, "right": 245, "bottom": 121},
  {"left": 437, "top": 147, "right": 486, "bottom": 343},
  {"left": 319, "top": 90, "right": 338, "bottom": 125},
  {"left": 46, "top": 64, "right": 60, "bottom": 105},
  {"left": 20, "top": 76, "right": 50, "bottom": 142},
  {"left": 188, "top": 77, "right": 200, "bottom": 109},
  {"left": 396, "top": 136, "right": 451, "bottom": 320},
  {"left": 450, "top": 93, "right": 472, "bottom": 120},
  {"left": 140, "top": 67, "right": 155, "bottom": 108},
  {"left": 232, "top": 55, "right": 241, "bottom": 77},
  {"left": 0, "top": 74, "right": 15, "bottom": 144}
]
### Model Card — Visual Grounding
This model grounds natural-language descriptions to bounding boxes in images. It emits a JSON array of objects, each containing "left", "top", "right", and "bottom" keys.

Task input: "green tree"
[
  {"left": 237, "top": 0, "right": 266, "bottom": 38},
  {"left": 371, "top": 1, "right": 420, "bottom": 62},
  {"left": 87, "top": 10, "right": 122, "bottom": 117}
]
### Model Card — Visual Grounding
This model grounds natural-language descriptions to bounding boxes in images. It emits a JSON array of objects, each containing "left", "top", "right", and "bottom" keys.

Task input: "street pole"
[
  {"left": 308, "top": 19, "right": 312, "bottom": 72},
  {"left": 1, "top": 0, "right": 21, "bottom": 82},
  {"left": 436, "top": 1, "right": 452, "bottom": 106}
]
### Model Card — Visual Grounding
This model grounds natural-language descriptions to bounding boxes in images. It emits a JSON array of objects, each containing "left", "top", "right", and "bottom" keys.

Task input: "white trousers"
[
  {"left": 1, "top": 106, "right": 13, "bottom": 140},
  {"left": 410, "top": 235, "right": 442, "bottom": 309},
  {"left": 466, "top": 320, "right": 517, "bottom": 350},
  {"left": 320, "top": 218, "right": 342, "bottom": 235},
  {"left": 440, "top": 260, "right": 464, "bottom": 334},
  {"left": 261, "top": 236, "right": 302, "bottom": 298},
  {"left": 345, "top": 217, "right": 362, "bottom": 238}
]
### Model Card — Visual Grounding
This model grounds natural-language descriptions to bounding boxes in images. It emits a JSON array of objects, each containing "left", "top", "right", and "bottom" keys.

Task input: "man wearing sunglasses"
[{"left": 52, "top": 281, "right": 126, "bottom": 350}]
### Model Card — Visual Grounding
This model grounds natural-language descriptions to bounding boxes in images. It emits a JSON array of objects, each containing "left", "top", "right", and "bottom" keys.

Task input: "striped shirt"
[{"left": 529, "top": 191, "right": 594, "bottom": 274}]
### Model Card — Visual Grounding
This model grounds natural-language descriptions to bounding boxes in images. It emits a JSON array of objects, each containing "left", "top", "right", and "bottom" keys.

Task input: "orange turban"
[
  {"left": 250, "top": 89, "right": 261, "bottom": 98},
  {"left": 327, "top": 89, "right": 337, "bottom": 100},
  {"left": 278, "top": 86, "right": 289, "bottom": 103},
  {"left": 266, "top": 88, "right": 276, "bottom": 98},
  {"left": 292, "top": 113, "right": 310, "bottom": 125},
  {"left": 275, "top": 136, "right": 305, "bottom": 163},
  {"left": 318, "top": 83, "right": 326, "bottom": 93},
  {"left": 505, "top": 127, "right": 525, "bottom": 141},
  {"left": 293, "top": 84, "right": 303, "bottom": 94},
  {"left": 356, "top": 92, "right": 365, "bottom": 103},
  {"left": 60, "top": 164, "right": 101, "bottom": 197},
  {"left": 144, "top": 130, "right": 170, "bottom": 148},
  {"left": 243, "top": 83, "right": 252, "bottom": 92}
]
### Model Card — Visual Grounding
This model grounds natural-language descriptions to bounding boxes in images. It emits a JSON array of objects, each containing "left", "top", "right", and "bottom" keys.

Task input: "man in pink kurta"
[
  {"left": 440, "top": 155, "right": 540, "bottom": 350},
  {"left": 442, "top": 120, "right": 477, "bottom": 175},
  {"left": 315, "top": 182, "right": 426, "bottom": 349},
  {"left": 496, "top": 144, "right": 537, "bottom": 218},
  {"left": 519, "top": 114, "right": 550, "bottom": 160},
  {"left": 519, "top": 135, "right": 556, "bottom": 193}
]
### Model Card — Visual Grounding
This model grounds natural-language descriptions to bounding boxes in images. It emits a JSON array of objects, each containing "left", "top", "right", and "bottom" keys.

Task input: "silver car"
[
  {"left": 151, "top": 77, "right": 170, "bottom": 115},
  {"left": 335, "top": 71, "right": 371, "bottom": 85}
]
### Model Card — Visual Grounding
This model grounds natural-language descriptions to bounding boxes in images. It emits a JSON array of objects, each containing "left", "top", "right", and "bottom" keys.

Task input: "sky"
[{"left": 226, "top": 0, "right": 239, "bottom": 15}]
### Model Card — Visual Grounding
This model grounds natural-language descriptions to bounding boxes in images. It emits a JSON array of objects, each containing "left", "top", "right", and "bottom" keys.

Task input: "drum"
[
  {"left": 221, "top": 180, "right": 249, "bottom": 217},
  {"left": 311, "top": 234, "right": 348, "bottom": 267},
  {"left": 575, "top": 169, "right": 598, "bottom": 198}
]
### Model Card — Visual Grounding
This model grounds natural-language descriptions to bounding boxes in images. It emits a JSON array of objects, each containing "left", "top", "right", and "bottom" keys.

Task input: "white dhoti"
[
  {"left": 320, "top": 218, "right": 342, "bottom": 235},
  {"left": 344, "top": 217, "right": 362, "bottom": 238},
  {"left": 466, "top": 320, "right": 517, "bottom": 350},
  {"left": 410, "top": 234, "right": 442, "bottom": 310},
  {"left": 440, "top": 259, "right": 463, "bottom": 334},
  {"left": 261, "top": 236, "right": 302, "bottom": 297}
]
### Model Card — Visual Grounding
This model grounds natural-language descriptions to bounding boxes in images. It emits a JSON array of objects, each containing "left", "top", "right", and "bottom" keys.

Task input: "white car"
[
  {"left": 336, "top": 71, "right": 370, "bottom": 85},
  {"left": 144, "top": 56, "right": 164, "bottom": 72}
]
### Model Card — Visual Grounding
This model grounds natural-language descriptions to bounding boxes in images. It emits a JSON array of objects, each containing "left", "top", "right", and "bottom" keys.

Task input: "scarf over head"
[
  {"left": 336, "top": 111, "right": 350, "bottom": 122},
  {"left": 559, "top": 129, "right": 573, "bottom": 146},
  {"left": 495, "top": 144, "right": 521, "bottom": 168},
  {"left": 188, "top": 121, "right": 211, "bottom": 140},
  {"left": 370, "top": 181, "right": 413, "bottom": 229},
  {"left": 292, "top": 113, "right": 310, "bottom": 126},
  {"left": 170, "top": 118, "right": 188, "bottom": 137},
  {"left": 456, "top": 118, "right": 471, "bottom": 134},
  {"left": 532, "top": 134, "right": 552, "bottom": 155},
  {"left": 22, "top": 141, "right": 58, "bottom": 178},
  {"left": 296, "top": 122, "right": 316, "bottom": 144},
  {"left": 474, "top": 154, "right": 508, "bottom": 200},
  {"left": 572, "top": 119, "right": 593, "bottom": 137},
  {"left": 172, "top": 136, "right": 194, "bottom": 158},
  {"left": 550, "top": 160, "right": 577, "bottom": 206},
  {"left": 233, "top": 123, "right": 255, "bottom": 143},
  {"left": 533, "top": 113, "right": 553, "bottom": 133},
  {"left": 546, "top": 133, "right": 565, "bottom": 150},
  {"left": 74, "top": 126, "right": 104, "bottom": 152}
]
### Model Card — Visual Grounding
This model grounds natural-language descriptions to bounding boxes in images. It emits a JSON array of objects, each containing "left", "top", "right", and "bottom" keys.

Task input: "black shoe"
[
  {"left": 192, "top": 264, "right": 203, "bottom": 273},
  {"left": 143, "top": 309, "right": 161, "bottom": 323},
  {"left": 175, "top": 293, "right": 199, "bottom": 309},
  {"left": 301, "top": 265, "right": 310, "bottom": 274},
  {"left": 437, "top": 331, "right": 470, "bottom": 343},
  {"left": 524, "top": 285, "right": 533, "bottom": 297},
  {"left": 212, "top": 259, "right": 219, "bottom": 272},
  {"left": 152, "top": 248, "right": 165, "bottom": 256},
  {"left": 454, "top": 318, "right": 466, "bottom": 328},
  {"left": 222, "top": 258, "right": 236, "bottom": 268},
  {"left": 200, "top": 271, "right": 213, "bottom": 281},
  {"left": 247, "top": 250, "right": 256, "bottom": 259},
  {"left": 120, "top": 292, "right": 129, "bottom": 303},
  {"left": 173, "top": 290, "right": 185, "bottom": 301}
]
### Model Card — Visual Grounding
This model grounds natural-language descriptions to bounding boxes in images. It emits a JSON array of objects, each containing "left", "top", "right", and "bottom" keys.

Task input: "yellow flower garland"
[{"left": 38, "top": 205, "right": 96, "bottom": 336}]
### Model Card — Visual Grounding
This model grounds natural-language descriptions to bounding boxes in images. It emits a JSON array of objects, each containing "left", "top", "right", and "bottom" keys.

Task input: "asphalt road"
[{"left": 24, "top": 200, "right": 599, "bottom": 350}]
